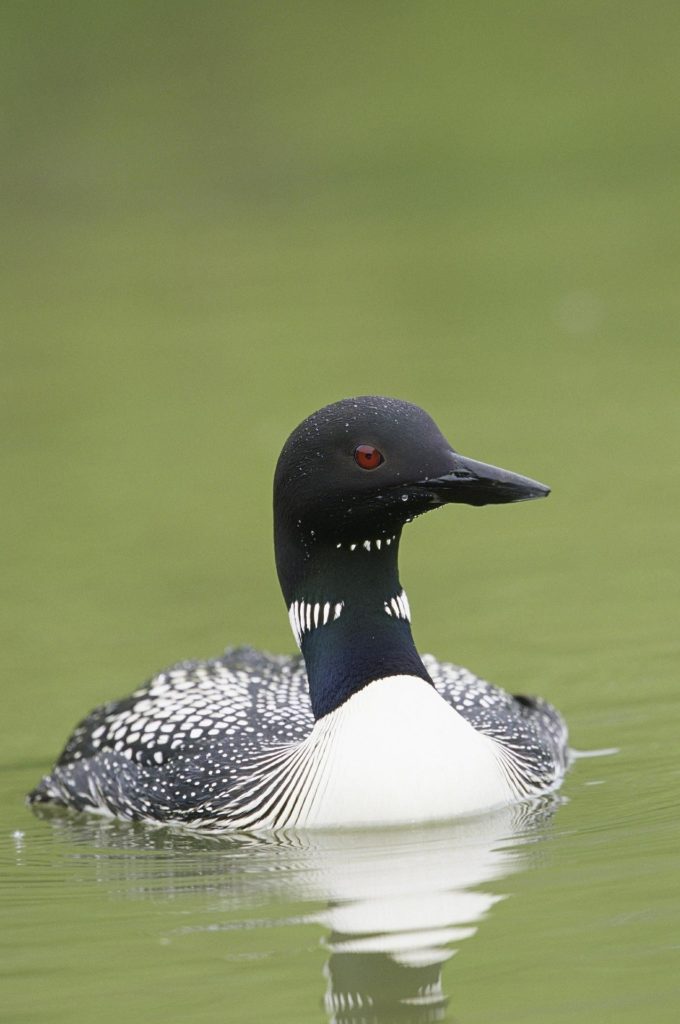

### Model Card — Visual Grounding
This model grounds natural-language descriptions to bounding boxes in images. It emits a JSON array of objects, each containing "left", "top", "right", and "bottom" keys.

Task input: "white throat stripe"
[
  {"left": 384, "top": 589, "right": 411, "bottom": 623},
  {"left": 288, "top": 598, "right": 345, "bottom": 649}
]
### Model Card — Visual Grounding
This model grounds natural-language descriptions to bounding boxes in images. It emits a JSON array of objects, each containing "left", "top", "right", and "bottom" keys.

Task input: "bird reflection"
[{"left": 31, "top": 798, "right": 561, "bottom": 1023}]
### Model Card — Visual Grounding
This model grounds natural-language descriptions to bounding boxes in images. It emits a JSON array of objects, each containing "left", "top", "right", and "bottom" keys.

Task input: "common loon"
[{"left": 29, "top": 396, "right": 568, "bottom": 830}]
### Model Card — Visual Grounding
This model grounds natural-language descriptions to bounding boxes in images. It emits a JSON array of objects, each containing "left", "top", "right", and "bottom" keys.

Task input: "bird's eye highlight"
[{"left": 354, "top": 444, "right": 384, "bottom": 470}]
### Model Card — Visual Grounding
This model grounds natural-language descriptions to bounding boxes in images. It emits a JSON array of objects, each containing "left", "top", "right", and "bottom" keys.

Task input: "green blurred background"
[
  {"left": 4, "top": 0, "right": 678, "bottom": 750},
  {"left": 2, "top": 3, "right": 679, "bottom": 1020}
]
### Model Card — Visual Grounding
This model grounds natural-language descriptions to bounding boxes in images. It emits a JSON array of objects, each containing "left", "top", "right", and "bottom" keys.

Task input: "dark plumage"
[
  {"left": 29, "top": 397, "right": 568, "bottom": 830},
  {"left": 30, "top": 647, "right": 567, "bottom": 830}
]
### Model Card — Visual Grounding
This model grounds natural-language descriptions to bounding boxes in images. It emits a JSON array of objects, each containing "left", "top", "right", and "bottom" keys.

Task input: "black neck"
[{"left": 275, "top": 526, "right": 432, "bottom": 719}]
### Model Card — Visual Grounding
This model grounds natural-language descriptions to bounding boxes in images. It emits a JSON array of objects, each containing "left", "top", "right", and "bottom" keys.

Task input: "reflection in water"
[{"left": 31, "top": 799, "right": 561, "bottom": 1023}]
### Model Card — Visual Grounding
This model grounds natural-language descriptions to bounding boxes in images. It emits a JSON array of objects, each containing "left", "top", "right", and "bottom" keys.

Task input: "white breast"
[{"left": 295, "top": 675, "right": 515, "bottom": 828}]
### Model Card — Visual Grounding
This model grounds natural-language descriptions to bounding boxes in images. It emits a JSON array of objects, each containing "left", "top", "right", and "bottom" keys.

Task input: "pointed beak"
[{"left": 418, "top": 452, "right": 550, "bottom": 507}]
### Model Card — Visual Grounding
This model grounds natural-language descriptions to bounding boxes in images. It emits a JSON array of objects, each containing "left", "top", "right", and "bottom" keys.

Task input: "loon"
[{"left": 29, "top": 396, "right": 568, "bottom": 830}]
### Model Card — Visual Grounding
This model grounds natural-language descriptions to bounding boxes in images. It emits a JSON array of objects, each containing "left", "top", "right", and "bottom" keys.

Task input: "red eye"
[{"left": 354, "top": 444, "right": 384, "bottom": 470}]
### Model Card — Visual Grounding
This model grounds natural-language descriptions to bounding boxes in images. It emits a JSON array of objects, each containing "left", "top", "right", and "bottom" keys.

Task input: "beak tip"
[
  {"left": 423, "top": 459, "right": 552, "bottom": 507},
  {"left": 517, "top": 479, "right": 550, "bottom": 503}
]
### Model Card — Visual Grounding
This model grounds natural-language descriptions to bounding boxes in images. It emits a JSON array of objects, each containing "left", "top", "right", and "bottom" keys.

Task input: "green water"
[{"left": 2, "top": 2, "right": 679, "bottom": 1021}]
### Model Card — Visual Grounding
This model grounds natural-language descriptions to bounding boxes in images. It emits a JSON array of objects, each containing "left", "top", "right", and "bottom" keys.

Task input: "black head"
[
  {"left": 273, "top": 396, "right": 550, "bottom": 718},
  {"left": 274, "top": 396, "right": 548, "bottom": 572}
]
